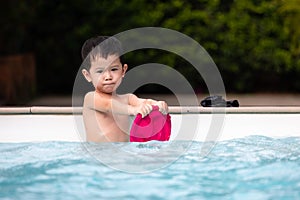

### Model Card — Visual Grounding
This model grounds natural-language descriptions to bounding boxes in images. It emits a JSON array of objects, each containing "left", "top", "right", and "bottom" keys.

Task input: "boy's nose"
[{"left": 104, "top": 71, "right": 112, "bottom": 81}]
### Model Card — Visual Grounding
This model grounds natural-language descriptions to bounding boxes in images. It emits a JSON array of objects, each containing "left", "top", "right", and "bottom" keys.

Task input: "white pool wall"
[{"left": 1, "top": 106, "right": 300, "bottom": 142}]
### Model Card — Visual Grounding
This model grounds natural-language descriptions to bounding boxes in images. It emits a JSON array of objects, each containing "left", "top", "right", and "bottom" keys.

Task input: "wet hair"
[{"left": 81, "top": 36, "right": 123, "bottom": 70}]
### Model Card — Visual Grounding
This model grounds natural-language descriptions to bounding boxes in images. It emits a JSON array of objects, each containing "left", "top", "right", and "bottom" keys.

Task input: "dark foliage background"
[{"left": 1, "top": 0, "right": 299, "bottom": 96}]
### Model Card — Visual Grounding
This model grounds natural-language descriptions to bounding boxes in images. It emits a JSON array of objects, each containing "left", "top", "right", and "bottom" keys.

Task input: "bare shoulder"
[
  {"left": 84, "top": 91, "right": 95, "bottom": 99},
  {"left": 83, "top": 91, "right": 112, "bottom": 113},
  {"left": 83, "top": 92, "right": 95, "bottom": 107}
]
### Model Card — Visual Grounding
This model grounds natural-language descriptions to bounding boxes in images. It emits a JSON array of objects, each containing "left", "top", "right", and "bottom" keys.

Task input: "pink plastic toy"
[{"left": 130, "top": 105, "right": 171, "bottom": 142}]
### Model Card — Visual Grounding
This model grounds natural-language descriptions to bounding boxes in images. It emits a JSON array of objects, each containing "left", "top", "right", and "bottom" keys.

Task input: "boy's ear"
[
  {"left": 122, "top": 64, "right": 128, "bottom": 77},
  {"left": 82, "top": 69, "right": 92, "bottom": 82}
]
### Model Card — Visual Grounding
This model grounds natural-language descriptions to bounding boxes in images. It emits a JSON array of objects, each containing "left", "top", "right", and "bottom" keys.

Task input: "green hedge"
[{"left": 1, "top": 0, "right": 299, "bottom": 94}]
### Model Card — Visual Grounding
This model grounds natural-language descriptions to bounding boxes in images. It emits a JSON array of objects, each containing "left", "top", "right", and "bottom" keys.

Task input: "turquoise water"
[{"left": 1, "top": 136, "right": 300, "bottom": 199}]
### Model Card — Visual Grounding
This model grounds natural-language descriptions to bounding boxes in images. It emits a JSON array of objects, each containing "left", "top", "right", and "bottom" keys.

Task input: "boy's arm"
[
  {"left": 84, "top": 92, "right": 153, "bottom": 117},
  {"left": 128, "top": 94, "right": 168, "bottom": 115}
]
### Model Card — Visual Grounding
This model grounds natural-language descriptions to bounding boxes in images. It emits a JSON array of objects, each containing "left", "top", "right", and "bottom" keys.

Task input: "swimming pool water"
[{"left": 1, "top": 136, "right": 300, "bottom": 199}]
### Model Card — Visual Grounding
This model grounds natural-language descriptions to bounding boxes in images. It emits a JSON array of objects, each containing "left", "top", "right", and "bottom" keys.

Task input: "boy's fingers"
[
  {"left": 139, "top": 101, "right": 168, "bottom": 117},
  {"left": 157, "top": 101, "right": 168, "bottom": 115},
  {"left": 159, "top": 107, "right": 165, "bottom": 115},
  {"left": 140, "top": 103, "right": 152, "bottom": 118}
]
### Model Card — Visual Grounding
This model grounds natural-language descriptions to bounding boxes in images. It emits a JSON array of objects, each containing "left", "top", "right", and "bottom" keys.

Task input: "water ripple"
[{"left": 1, "top": 136, "right": 300, "bottom": 199}]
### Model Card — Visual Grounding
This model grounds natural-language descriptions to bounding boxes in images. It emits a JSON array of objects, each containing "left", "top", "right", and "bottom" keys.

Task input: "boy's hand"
[
  {"left": 144, "top": 99, "right": 168, "bottom": 115},
  {"left": 131, "top": 99, "right": 168, "bottom": 118},
  {"left": 156, "top": 101, "right": 168, "bottom": 115},
  {"left": 136, "top": 102, "right": 153, "bottom": 118}
]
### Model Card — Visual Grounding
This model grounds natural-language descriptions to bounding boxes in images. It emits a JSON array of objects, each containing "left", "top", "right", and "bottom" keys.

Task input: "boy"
[{"left": 81, "top": 36, "right": 168, "bottom": 142}]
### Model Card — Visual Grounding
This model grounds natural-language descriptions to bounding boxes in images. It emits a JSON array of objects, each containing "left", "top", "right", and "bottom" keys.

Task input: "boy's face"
[{"left": 82, "top": 54, "right": 127, "bottom": 94}]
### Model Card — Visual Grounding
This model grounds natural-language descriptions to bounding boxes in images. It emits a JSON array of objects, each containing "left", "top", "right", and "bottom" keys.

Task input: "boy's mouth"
[
  {"left": 103, "top": 83, "right": 115, "bottom": 88},
  {"left": 104, "top": 83, "right": 114, "bottom": 86}
]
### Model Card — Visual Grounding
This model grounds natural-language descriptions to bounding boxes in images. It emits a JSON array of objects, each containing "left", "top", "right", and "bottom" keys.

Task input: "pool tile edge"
[{"left": 1, "top": 106, "right": 300, "bottom": 114}]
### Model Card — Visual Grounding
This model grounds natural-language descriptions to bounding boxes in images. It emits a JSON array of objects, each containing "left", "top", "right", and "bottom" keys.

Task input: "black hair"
[{"left": 81, "top": 36, "right": 123, "bottom": 70}]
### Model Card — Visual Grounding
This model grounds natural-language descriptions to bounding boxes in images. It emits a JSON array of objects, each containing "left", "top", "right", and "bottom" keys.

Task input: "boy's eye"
[
  {"left": 97, "top": 70, "right": 103, "bottom": 73},
  {"left": 111, "top": 68, "right": 118, "bottom": 71}
]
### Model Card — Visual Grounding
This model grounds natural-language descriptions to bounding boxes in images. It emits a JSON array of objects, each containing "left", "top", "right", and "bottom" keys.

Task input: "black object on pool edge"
[{"left": 200, "top": 95, "right": 239, "bottom": 107}]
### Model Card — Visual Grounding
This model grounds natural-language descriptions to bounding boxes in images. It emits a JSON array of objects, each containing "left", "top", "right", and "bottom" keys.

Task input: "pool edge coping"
[{"left": 1, "top": 106, "right": 300, "bottom": 114}]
